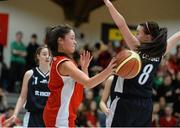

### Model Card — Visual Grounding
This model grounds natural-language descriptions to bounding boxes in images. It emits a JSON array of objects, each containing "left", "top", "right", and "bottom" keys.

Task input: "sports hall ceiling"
[{"left": 51, "top": 0, "right": 116, "bottom": 27}]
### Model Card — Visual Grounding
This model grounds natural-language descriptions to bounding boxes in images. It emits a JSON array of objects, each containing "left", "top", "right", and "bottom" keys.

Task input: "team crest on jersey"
[{"left": 40, "top": 79, "right": 48, "bottom": 84}]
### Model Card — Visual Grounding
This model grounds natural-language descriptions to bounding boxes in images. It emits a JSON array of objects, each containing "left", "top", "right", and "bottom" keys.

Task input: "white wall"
[
  {"left": 0, "top": 0, "right": 180, "bottom": 66},
  {"left": 0, "top": 0, "right": 68, "bottom": 66}
]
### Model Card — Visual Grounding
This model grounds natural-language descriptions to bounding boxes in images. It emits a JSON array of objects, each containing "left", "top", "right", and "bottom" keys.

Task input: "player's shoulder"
[{"left": 24, "top": 69, "right": 34, "bottom": 78}]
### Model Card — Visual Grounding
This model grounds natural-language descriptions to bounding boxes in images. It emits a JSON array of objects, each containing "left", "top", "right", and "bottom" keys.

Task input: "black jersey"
[
  {"left": 111, "top": 52, "right": 162, "bottom": 98},
  {"left": 25, "top": 67, "right": 50, "bottom": 112}
]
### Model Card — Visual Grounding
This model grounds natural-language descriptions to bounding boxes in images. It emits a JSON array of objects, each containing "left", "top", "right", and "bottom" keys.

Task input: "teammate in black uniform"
[
  {"left": 4, "top": 45, "right": 51, "bottom": 127},
  {"left": 100, "top": 0, "right": 180, "bottom": 126}
]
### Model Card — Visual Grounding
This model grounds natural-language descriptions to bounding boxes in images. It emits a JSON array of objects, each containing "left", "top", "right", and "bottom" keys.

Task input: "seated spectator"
[
  {"left": 159, "top": 105, "right": 177, "bottom": 127},
  {"left": 173, "top": 95, "right": 180, "bottom": 124},
  {"left": 159, "top": 97, "right": 166, "bottom": 117},
  {"left": 85, "top": 100, "right": 100, "bottom": 127},
  {"left": 76, "top": 103, "right": 87, "bottom": 127},
  {"left": 0, "top": 107, "right": 21, "bottom": 127},
  {"left": 84, "top": 89, "right": 94, "bottom": 110},
  {"left": 173, "top": 71, "right": 180, "bottom": 99},
  {"left": 158, "top": 74, "right": 174, "bottom": 102},
  {"left": 152, "top": 102, "right": 160, "bottom": 127}
]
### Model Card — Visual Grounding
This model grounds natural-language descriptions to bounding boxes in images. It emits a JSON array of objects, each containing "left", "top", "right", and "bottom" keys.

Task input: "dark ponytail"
[{"left": 137, "top": 21, "right": 167, "bottom": 57}]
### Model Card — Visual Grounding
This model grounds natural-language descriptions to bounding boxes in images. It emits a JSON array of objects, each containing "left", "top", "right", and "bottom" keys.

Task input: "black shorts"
[
  {"left": 106, "top": 96, "right": 153, "bottom": 127},
  {"left": 25, "top": 112, "right": 45, "bottom": 127}
]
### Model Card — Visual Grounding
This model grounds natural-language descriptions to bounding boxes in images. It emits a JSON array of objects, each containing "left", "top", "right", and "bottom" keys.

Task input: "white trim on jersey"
[
  {"left": 45, "top": 72, "right": 49, "bottom": 77},
  {"left": 55, "top": 76, "right": 75, "bottom": 127},
  {"left": 55, "top": 58, "right": 70, "bottom": 77},
  {"left": 114, "top": 77, "right": 124, "bottom": 93},
  {"left": 36, "top": 67, "right": 48, "bottom": 78}
]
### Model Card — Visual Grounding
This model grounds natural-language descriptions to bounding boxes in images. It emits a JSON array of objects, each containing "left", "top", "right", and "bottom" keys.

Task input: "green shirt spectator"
[{"left": 10, "top": 41, "right": 26, "bottom": 64}]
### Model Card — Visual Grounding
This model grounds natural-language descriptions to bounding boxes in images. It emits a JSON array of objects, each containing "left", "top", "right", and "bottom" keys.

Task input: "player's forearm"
[
  {"left": 12, "top": 50, "right": 27, "bottom": 57},
  {"left": 105, "top": 2, "right": 138, "bottom": 50},
  {"left": 106, "top": 2, "right": 126, "bottom": 29},
  {"left": 99, "top": 100, "right": 108, "bottom": 113},
  {"left": 84, "top": 68, "right": 111, "bottom": 88},
  {"left": 13, "top": 97, "right": 26, "bottom": 117}
]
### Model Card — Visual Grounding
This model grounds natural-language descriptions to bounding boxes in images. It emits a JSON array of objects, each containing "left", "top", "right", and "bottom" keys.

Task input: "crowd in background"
[{"left": 0, "top": 31, "right": 180, "bottom": 127}]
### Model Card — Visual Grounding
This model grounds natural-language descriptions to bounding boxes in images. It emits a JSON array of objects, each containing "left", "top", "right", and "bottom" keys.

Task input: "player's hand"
[
  {"left": 3, "top": 115, "right": 17, "bottom": 127},
  {"left": 103, "top": 0, "right": 112, "bottom": 7},
  {"left": 80, "top": 51, "right": 93, "bottom": 71},
  {"left": 105, "top": 57, "right": 117, "bottom": 75},
  {"left": 104, "top": 108, "right": 112, "bottom": 116}
]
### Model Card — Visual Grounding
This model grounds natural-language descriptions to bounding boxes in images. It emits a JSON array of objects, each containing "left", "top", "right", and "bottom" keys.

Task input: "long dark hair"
[
  {"left": 46, "top": 24, "right": 73, "bottom": 57},
  {"left": 137, "top": 21, "right": 167, "bottom": 57}
]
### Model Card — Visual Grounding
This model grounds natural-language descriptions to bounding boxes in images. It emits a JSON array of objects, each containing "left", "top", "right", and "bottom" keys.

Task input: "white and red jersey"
[{"left": 43, "top": 56, "right": 84, "bottom": 127}]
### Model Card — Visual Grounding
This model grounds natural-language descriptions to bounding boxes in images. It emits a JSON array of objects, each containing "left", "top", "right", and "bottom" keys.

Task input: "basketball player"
[
  {"left": 43, "top": 24, "right": 116, "bottom": 127},
  {"left": 102, "top": 0, "right": 180, "bottom": 126},
  {"left": 4, "top": 45, "right": 51, "bottom": 127}
]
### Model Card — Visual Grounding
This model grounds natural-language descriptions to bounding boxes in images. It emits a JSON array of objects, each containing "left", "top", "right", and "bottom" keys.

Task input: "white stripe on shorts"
[
  {"left": 106, "top": 96, "right": 120, "bottom": 127},
  {"left": 23, "top": 112, "right": 30, "bottom": 127}
]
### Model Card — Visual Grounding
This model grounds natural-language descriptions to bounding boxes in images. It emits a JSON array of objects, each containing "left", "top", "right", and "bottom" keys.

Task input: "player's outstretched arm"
[
  {"left": 103, "top": 0, "right": 140, "bottom": 50},
  {"left": 58, "top": 58, "right": 116, "bottom": 88}
]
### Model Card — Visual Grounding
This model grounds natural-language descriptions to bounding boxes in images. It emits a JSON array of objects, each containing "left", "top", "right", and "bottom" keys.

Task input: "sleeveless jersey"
[
  {"left": 25, "top": 67, "right": 50, "bottom": 112},
  {"left": 111, "top": 52, "right": 162, "bottom": 98},
  {"left": 43, "top": 56, "right": 84, "bottom": 127}
]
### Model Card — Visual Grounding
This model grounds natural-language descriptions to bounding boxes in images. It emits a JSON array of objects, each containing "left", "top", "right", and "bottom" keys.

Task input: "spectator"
[
  {"left": 76, "top": 103, "right": 87, "bottom": 126},
  {"left": 152, "top": 70, "right": 164, "bottom": 101},
  {"left": 26, "top": 34, "right": 39, "bottom": 70},
  {"left": 159, "top": 105, "right": 177, "bottom": 127},
  {"left": 159, "top": 97, "right": 166, "bottom": 117},
  {"left": 84, "top": 89, "right": 94, "bottom": 110},
  {"left": 8, "top": 31, "right": 27, "bottom": 92},
  {"left": 86, "top": 100, "right": 100, "bottom": 127},
  {"left": 173, "top": 71, "right": 180, "bottom": 99},
  {"left": 152, "top": 102, "right": 160, "bottom": 127},
  {"left": 173, "top": 95, "right": 180, "bottom": 124},
  {"left": 89, "top": 42, "right": 103, "bottom": 77},
  {"left": 97, "top": 42, "right": 112, "bottom": 69},
  {"left": 158, "top": 74, "right": 174, "bottom": 102}
]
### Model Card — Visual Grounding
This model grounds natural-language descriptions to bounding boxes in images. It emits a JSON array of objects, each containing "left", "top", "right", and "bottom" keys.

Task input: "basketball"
[{"left": 115, "top": 50, "right": 141, "bottom": 79}]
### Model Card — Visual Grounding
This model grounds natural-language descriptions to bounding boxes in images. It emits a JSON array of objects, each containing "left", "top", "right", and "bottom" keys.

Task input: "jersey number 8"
[{"left": 138, "top": 64, "right": 154, "bottom": 85}]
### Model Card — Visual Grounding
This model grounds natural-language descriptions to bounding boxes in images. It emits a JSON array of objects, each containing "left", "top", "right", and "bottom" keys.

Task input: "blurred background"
[{"left": 0, "top": 0, "right": 180, "bottom": 127}]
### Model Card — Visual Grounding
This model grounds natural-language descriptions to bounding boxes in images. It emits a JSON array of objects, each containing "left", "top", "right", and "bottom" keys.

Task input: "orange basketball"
[{"left": 115, "top": 49, "right": 141, "bottom": 79}]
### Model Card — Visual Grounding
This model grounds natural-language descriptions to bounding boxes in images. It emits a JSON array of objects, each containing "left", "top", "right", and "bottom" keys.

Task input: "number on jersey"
[{"left": 138, "top": 64, "right": 153, "bottom": 85}]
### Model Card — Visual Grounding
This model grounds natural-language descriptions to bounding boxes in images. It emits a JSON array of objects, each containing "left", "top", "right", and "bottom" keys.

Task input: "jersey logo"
[
  {"left": 142, "top": 53, "right": 160, "bottom": 62},
  {"left": 35, "top": 91, "right": 50, "bottom": 97},
  {"left": 40, "top": 79, "right": 48, "bottom": 84}
]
